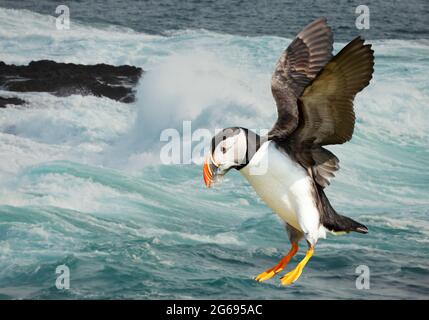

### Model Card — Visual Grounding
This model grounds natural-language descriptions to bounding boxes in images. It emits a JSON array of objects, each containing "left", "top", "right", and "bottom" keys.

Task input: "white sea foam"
[
  {"left": 0, "top": 174, "right": 127, "bottom": 212},
  {"left": 0, "top": 8, "right": 155, "bottom": 66},
  {"left": 140, "top": 227, "right": 243, "bottom": 245},
  {"left": 0, "top": 8, "right": 427, "bottom": 251},
  {"left": 360, "top": 215, "right": 429, "bottom": 235},
  {"left": 0, "top": 8, "right": 428, "bottom": 300},
  {"left": 1, "top": 8, "right": 428, "bottom": 172}
]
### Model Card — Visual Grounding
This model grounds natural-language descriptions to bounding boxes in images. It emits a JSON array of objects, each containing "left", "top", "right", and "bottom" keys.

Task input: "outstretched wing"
[
  {"left": 291, "top": 37, "right": 374, "bottom": 146},
  {"left": 269, "top": 17, "right": 333, "bottom": 139},
  {"left": 289, "top": 37, "right": 374, "bottom": 187}
]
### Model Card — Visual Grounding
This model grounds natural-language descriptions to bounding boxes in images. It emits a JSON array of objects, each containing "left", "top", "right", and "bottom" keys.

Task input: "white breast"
[{"left": 240, "top": 141, "right": 322, "bottom": 237}]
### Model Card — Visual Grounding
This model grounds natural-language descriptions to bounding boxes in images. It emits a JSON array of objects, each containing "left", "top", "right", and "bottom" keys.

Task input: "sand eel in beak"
[{"left": 203, "top": 17, "right": 374, "bottom": 285}]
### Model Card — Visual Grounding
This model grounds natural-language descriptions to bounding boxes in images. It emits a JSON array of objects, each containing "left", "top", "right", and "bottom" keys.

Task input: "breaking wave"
[{"left": 0, "top": 8, "right": 428, "bottom": 299}]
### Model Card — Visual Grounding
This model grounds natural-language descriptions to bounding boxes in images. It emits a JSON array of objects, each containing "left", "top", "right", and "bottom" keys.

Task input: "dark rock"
[
  {"left": 0, "top": 96, "right": 26, "bottom": 108},
  {"left": 0, "top": 60, "right": 143, "bottom": 103}
]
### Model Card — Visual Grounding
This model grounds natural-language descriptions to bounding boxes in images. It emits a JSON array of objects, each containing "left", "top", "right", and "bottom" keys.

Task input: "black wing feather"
[{"left": 269, "top": 17, "right": 333, "bottom": 140}]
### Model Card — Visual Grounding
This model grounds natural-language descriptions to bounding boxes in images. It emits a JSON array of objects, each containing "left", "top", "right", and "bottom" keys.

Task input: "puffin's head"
[{"left": 203, "top": 127, "right": 248, "bottom": 188}]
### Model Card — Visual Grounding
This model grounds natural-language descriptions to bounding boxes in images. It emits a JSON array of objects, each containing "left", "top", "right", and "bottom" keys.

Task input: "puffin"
[{"left": 202, "top": 18, "right": 374, "bottom": 285}]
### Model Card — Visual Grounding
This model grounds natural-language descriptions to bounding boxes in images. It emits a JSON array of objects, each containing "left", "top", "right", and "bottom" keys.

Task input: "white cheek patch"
[
  {"left": 223, "top": 137, "right": 236, "bottom": 149},
  {"left": 213, "top": 130, "right": 247, "bottom": 166},
  {"left": 213, "top": 143, "right": 229, "bottom": 164}
]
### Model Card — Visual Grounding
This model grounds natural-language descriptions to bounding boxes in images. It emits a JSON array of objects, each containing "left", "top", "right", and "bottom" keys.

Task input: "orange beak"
[{"left": 203, "top": 154, "right": 218, "bottom": 188}]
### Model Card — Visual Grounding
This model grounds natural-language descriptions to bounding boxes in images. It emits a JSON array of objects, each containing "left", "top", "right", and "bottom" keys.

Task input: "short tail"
[{"left": 317, "top": 185, "right": 368, "bottom": 234}]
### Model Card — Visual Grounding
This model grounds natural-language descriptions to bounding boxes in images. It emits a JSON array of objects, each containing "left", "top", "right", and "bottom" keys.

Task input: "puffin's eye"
[{"left": 221, "top": 146, "right": 227, "bottom": 153}]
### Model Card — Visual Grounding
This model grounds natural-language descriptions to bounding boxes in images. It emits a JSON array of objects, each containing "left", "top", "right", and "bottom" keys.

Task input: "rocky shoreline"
[
  {"left": 0, "top": 60, "right": 143, "bottom": 107},
  {"left": 0, "top": 96, "right": 25, "bottom": 108}
]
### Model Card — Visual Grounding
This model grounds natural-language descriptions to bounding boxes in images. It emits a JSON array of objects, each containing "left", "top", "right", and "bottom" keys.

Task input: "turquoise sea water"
[{"left": 0, "top": 8, "right": 428, "bottom": 299}]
